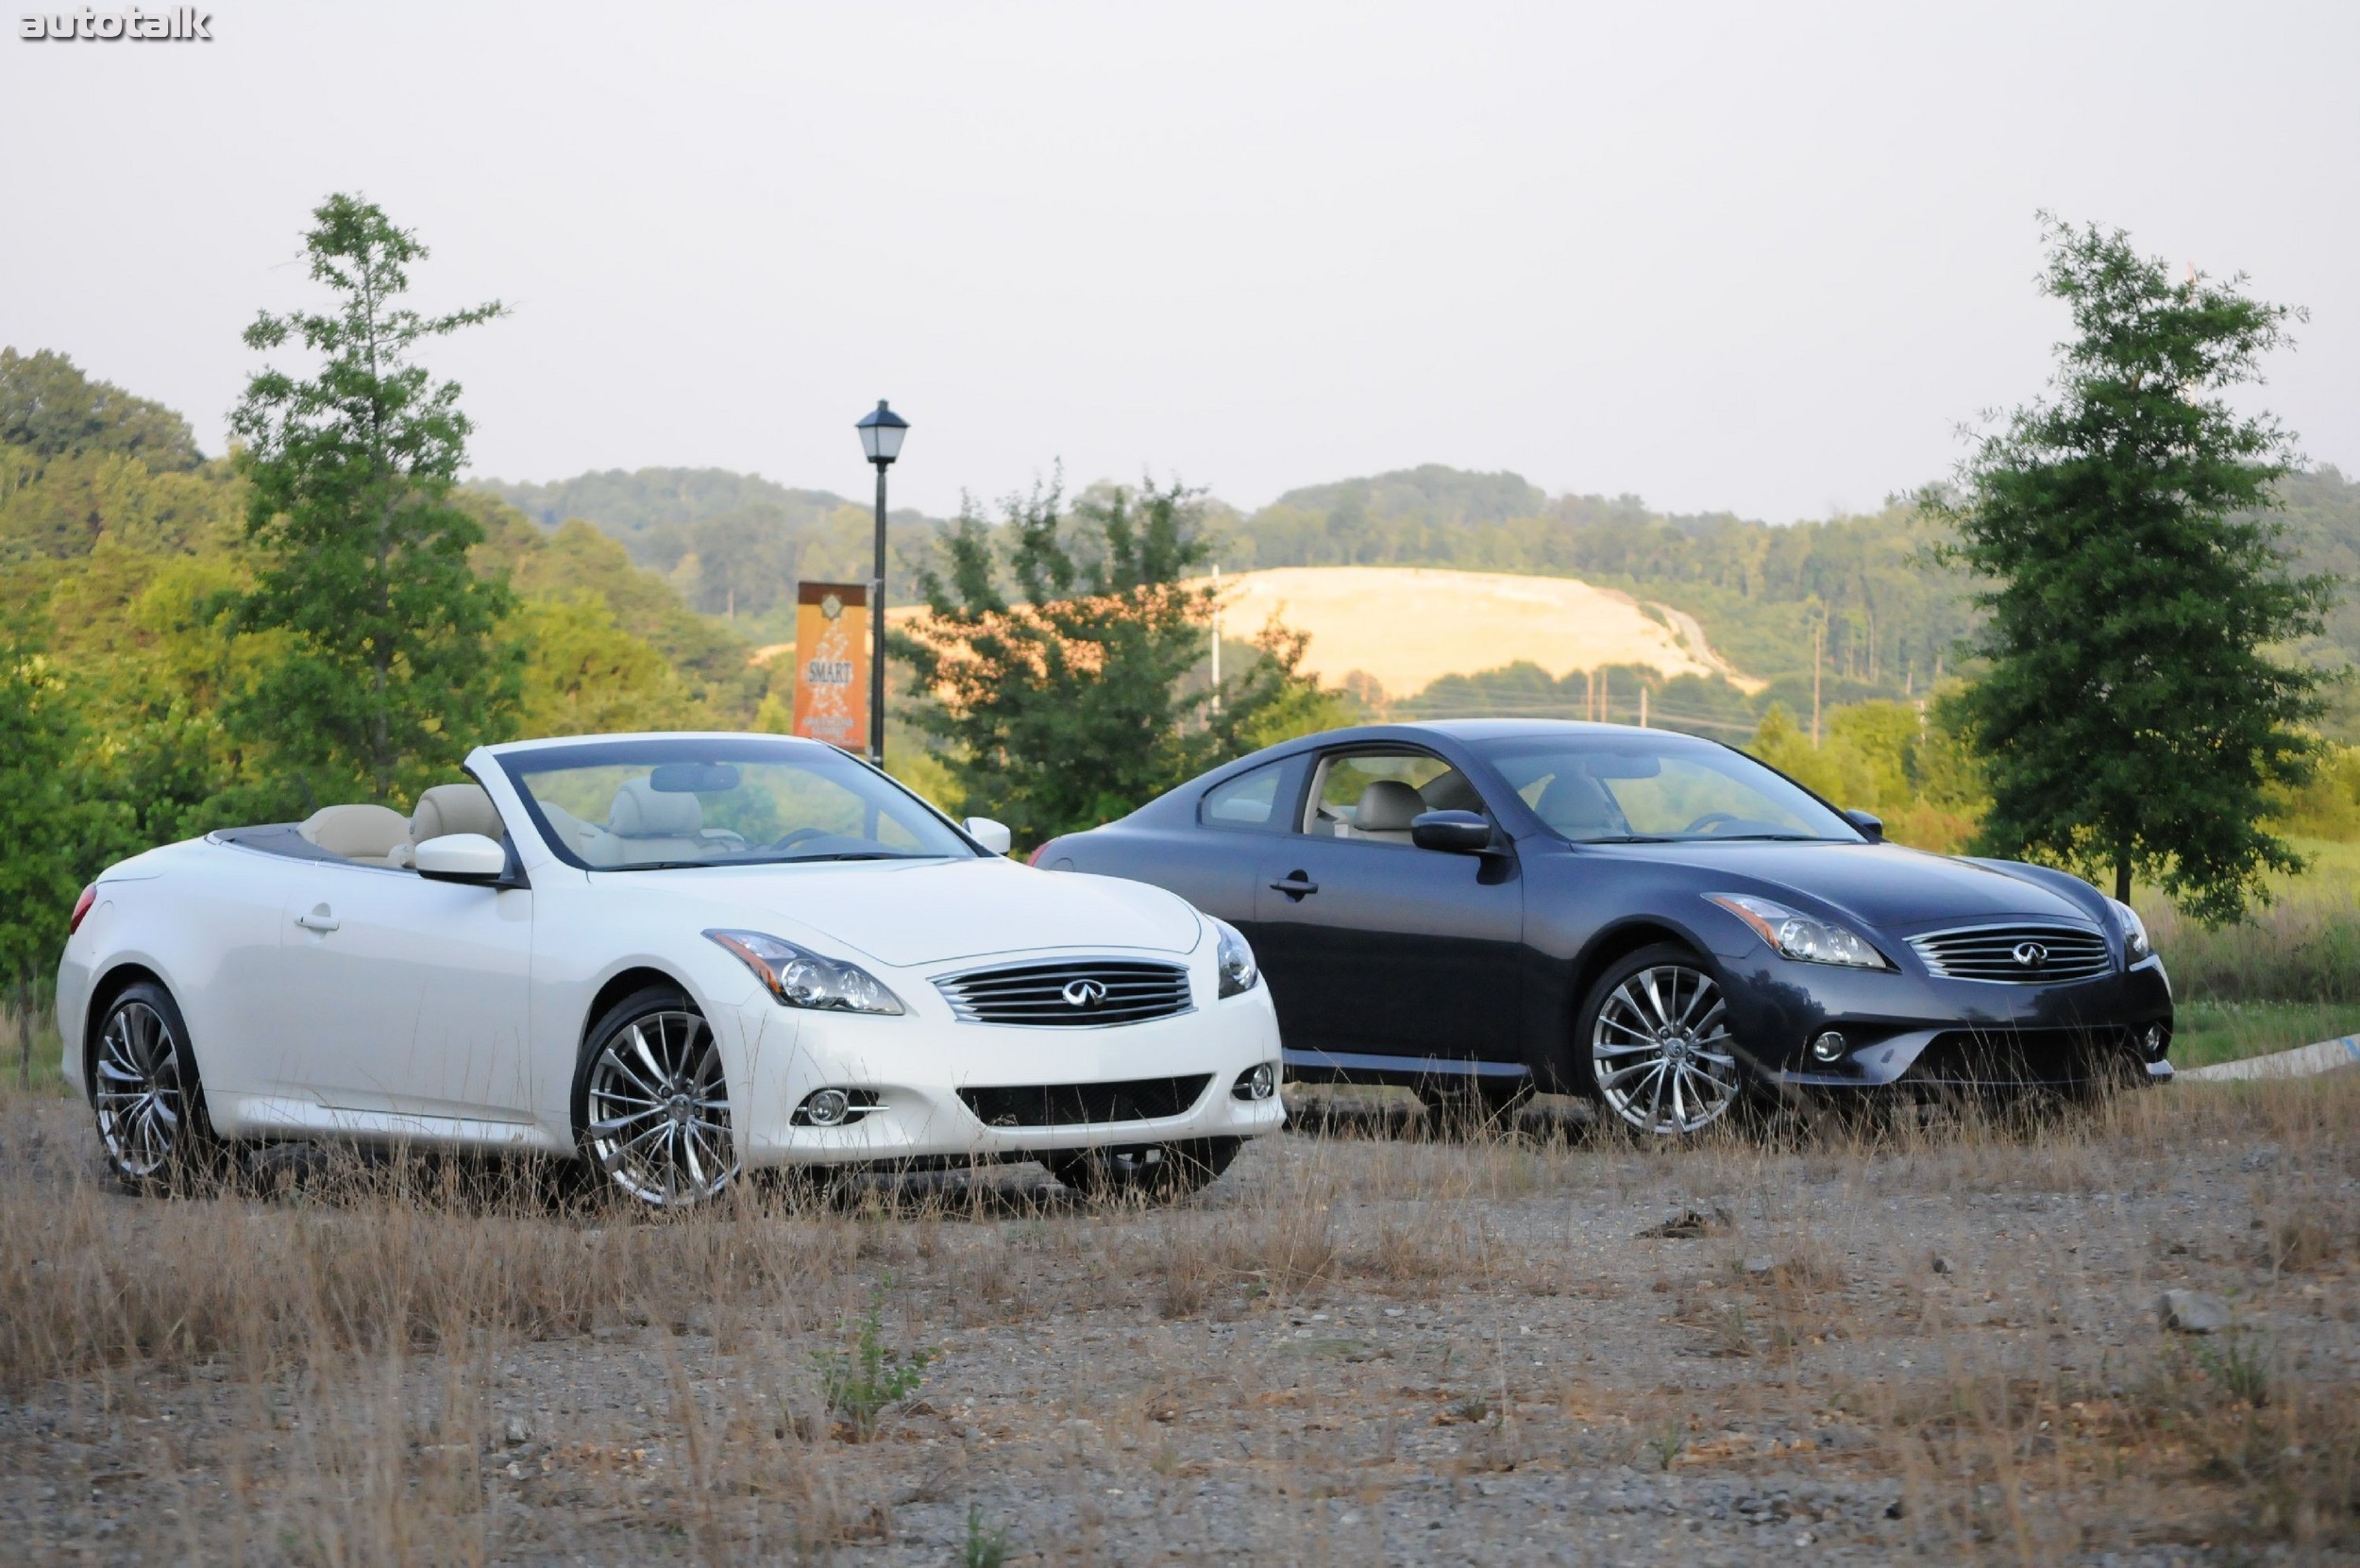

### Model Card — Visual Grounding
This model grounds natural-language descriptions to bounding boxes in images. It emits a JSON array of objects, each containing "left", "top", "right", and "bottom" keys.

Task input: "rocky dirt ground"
[{"left": 1, "top": 1078, "right": 2354, "bottom": 1565}]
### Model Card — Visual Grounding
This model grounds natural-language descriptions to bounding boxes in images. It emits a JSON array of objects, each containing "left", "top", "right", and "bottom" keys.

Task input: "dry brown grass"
[{"left": 2, "top": 1074, "right": 2355, "bottom": 1562}]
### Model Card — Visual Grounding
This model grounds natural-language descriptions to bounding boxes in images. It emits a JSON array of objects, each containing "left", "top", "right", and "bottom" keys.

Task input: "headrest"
[
  {"left": 1534, "top": 771, "right": 1624, "bottom": 836},
  {"left": 299, "top": 803, "right": 410, "bottom": 860},
  {"left": 610, "top": 777, "right": 703, "bottom": 837},
  {"left": 412, "top": 783, "right": 505, "bottom": 845},
  {"left": 1355, "top": 779, "right": 1427, "bottom": 833}
]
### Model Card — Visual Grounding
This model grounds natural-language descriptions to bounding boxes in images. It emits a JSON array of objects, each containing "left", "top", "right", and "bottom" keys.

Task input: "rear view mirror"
[
  {"left": 1842, "top": 809, "right": 1885, "bottom": 843},
  {"left": 414, "top": 833, "right": 510, "bottom": 884},
  {"left": 1410, "top": 810, "right": 1494, "bottom": 855},
  {"left": 1580, "top": 752, "right": 1662, "bottom": 779},
  {"left": 964, "top": 818, "right": 1014, "bottom": 856},
  {"left": 649, "top": 763, "right": 741, "bottom": 793}
]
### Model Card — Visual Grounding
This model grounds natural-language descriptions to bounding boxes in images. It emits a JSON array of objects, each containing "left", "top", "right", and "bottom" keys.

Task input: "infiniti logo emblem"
[
  {"left": 2012, "top": 941, "right": 2049, "bottom": 969},
  {"left": 1061, "top": 978, "right": 1108, "bottom": 1008}
]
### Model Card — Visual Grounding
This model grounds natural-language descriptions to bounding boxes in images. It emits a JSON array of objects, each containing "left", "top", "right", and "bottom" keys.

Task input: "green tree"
[
  {"left": 1929, "top": 220, "right": 2336, "bottom": 919},
  {"left": 226, "top": 194, "right": 518, "bottom": 807},
  {"left": 0, "top": 623, "right": 117, "bottom": 1086},
  {"left": 893, "top": 475, "right": 1335, "bottom": 845},
  {"left": 0, "top": 347, "right": 204, "bottom": 471}
]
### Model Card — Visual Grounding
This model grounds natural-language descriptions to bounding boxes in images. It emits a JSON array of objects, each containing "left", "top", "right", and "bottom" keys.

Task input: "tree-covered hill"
[
  {"left": 476, "top": 456, "right": 2360, "bottom": 734},
  {"left": 1221, "top": 462, "right": 2360, "bottom": 732},
  {"left": 474, "top": 467, "right": 941, "bottom": 630}
]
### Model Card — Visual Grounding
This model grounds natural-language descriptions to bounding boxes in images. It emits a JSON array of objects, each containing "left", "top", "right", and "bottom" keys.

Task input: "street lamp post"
[{"left": 853, "top": 399, "right": 909, "bottom": 768}]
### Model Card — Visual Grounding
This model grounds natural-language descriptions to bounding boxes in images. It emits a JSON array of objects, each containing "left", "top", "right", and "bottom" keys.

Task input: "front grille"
[
  {"left": 1906, "top": 923, "right": 2113, "bottom": 983},
  {"left": 959, "top": 1075, "right": 1212, "bottom": 1127},
  {"left": 1906, "top": 1026, "right": 2133, "bottom": 1087},
  {"left": 936, "top": 959, "right": 1193, "bottom": 1028}
]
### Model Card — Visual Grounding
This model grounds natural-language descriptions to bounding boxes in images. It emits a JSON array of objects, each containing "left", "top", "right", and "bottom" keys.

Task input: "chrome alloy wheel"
[
  {"left": 93, "top": 999, "right": 189, "bottom": 1179},
  {"left": 1591, "top": 964, "right": 1741, "bottom": 1136},
  {"left": 584, "top": 1009, "right": 738, "bottom": 1207}
]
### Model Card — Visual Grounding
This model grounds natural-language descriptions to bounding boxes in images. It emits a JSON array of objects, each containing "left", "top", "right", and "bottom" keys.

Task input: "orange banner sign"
[{"left": 789, "top": 582, "right": 869, "bottom": 748}]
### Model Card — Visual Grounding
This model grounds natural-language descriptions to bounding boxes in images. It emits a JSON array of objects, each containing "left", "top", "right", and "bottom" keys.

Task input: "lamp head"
[{"left": 854, "top": 399, "right": 908, "bottom": 465}]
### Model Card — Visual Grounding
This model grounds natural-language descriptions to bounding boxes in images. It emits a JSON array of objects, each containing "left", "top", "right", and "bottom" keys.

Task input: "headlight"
[
  {"left": 1211, "top": 917, "right": 1259, "bottom": 998},
  {"left": 705, "top": 929, "right": 904, "bottom": 1015},
  {"left": 1708, "top": 894, "right": 1890, "bottom": 970},
  {"left": 2108, "top": 898, "right": 2154, "bottom": 963}
]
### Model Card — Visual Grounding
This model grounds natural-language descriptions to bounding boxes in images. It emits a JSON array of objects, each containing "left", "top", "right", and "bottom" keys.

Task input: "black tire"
[
  {"left": 571, "top": 986, "right": 739, "bottom": 1211},
  {"left": 89, "top": 980, "right": 227, "bottom": 1194},
  {"left": 1572, "top": 942, "right": 1747, "bottom": 1138},
  {"left": 1048, "top": 1138, "right": 1240, "bottom": 1203}
]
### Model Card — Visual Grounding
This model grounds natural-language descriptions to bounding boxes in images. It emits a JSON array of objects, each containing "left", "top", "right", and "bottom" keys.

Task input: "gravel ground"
[{"left": 1, "top": 1081, "right": 2354, "bottom": 1565}]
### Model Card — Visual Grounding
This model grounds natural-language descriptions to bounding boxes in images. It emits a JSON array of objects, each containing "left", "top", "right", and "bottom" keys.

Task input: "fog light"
[
  {"left": 2141, "top": 1022, "right": 2169, "bottom": 1058},
  {"left": 1234, "top": 1063, "right": 1277, "bottom": 1101},
  {"left": 1810, "top": 1030, "right": 1847, "bottom": 1064},
  {"left": 803, "top": 1087, "right": 852, "bottom": 1127}
]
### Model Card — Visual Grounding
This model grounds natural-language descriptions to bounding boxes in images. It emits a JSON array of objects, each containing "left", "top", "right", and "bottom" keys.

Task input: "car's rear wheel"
[
  {"left": 1575, "top": 944, "right": 1745, "bottom": 1138},
  {"left": 574, "top": 987, "right": 739, "bottom": 1210},
  {"left": 91, "top": 980, "right": 225, "bottom": 1193},
  {"left": 1048, "top": 1138, "right": 1239, "bottom": 1203}
]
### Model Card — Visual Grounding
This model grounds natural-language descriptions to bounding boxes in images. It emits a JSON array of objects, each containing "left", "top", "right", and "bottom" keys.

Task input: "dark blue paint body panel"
[{"left": 1038, "top": 721, "right": 2173, "bottom": 1097}]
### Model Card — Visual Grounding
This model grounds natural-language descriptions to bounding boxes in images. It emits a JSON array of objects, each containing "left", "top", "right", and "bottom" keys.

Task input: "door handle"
[
  {"left": 295, "top": 906, "right": 340, "bottom": 934},
  {"left": 1268, "top": 871, "right": 1319, "bottom": 901}
]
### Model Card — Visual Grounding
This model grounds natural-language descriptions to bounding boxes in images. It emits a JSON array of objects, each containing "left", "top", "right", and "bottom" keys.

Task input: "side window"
[
  {"left": 1306, "top": 750, "right": 1478, "bottom": 844},
  {"left": 1199, "top": 760, "right": 1294, "bottom": 833}
]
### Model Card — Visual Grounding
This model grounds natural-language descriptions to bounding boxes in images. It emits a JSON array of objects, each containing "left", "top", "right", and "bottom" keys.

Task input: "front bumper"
[
  {"left": 708, "top": 984, "right": 1286, "bottom": 1168},
  {"left": 1714, "top": 949, "right": 2175, "bottom": 1092}
]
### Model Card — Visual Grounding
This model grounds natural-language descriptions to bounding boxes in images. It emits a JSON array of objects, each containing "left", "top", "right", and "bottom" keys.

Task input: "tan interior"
[
  {"left": 1347, "top": 780, "right": 1426, "bottom": 844},
  {"left": 297, "top": 784, "right": 508, "bottom": 869},
  {"left": 296, "top": 804, "right": 411, "bottom": 866}
]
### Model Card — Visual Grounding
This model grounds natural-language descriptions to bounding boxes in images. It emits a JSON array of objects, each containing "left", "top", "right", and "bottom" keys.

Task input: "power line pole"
[
  {"left": 1209, "top": 563, "right": 1222, "bottom": 715},
  {"left": 1812, "top": 616, "right": 1824, "bottom": 748}
]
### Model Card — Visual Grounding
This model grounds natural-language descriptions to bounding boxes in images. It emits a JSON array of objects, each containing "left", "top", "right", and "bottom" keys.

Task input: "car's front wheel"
[
  {"left": 1575, "top": 944, "right": 1745, "bottom": 1138},
  {"left": 91, "top": 980, "right": 225, "bottom": 1193},
  {"left": 1048, "top": 1138, "right": 1239, "bottom": 1203},
  {"left": 574, "top": 987, "right": 739, "bottom": 1210}
]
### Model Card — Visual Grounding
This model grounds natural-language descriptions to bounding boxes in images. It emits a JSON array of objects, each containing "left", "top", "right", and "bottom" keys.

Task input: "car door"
[
  {"left": 270, "top": 861, "right": 536, "bottom": 1126},
  {"left": 1244, "top": 746, "right": 1524, "bottom": 1061}
]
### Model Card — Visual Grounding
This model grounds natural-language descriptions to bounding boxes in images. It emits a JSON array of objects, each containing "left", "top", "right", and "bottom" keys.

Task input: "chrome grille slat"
[
  {"left": 1907, "top": 923, "right": 2113, "bottom": 984},
  {"left": 936, "top": 958, "right": 1194, "bottom": 1028}
]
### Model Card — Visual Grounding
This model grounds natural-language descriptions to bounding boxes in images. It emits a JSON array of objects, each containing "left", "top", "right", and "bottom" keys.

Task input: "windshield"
[
  {"left": 1469, "top": 734, "right": 1860, "bottom": 844},
  {"left": 497, "top": 737, "right": 976, "bottom": 871}
]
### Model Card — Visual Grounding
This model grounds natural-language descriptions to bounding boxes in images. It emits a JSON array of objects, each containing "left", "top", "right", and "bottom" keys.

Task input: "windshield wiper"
[
  {"left": 1577, "top": 835, "right": 1677, "bottom": 844},
  {"left": 775, "top": 851, "right": 945, "bottom": 863},
  {"left": 604, "top": 852, "right": 948, "bottom": 871}
]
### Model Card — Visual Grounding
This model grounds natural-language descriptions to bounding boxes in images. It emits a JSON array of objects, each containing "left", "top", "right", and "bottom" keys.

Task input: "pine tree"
[
  {"left": 227, "top": 194, "right": 518, "bottom": 807},
  {"left": 1931, "top": 219, "right": 2337, "bottom": 922}
]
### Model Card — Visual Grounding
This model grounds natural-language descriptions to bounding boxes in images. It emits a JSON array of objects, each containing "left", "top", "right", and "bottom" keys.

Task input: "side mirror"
[
  {"left": 964, "top": 817, "right": 1014, "bottom": 856},
  {"left": 1842, "top": 809, "right": 1885, "bottom": 843},
  {"left": 414, "top": 833, "right": 511, "bottom": 884},
  {"left": 1410, "top": 810, "right": 1496, "bottom": 855}
]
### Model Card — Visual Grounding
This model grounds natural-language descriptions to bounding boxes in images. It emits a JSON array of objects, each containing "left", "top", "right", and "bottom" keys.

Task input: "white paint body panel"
[{"left": 57, "top": 735, "right": 1286, "bottom": 1167}]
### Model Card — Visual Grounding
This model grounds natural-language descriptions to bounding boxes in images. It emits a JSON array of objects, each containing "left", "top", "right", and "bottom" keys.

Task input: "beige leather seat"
[
  {"left": 388, "top": 783, "right": 507, "bottom": 867},
  {"left": 1348, "top": 780, "right": 1427, "bottom": 844},
  {"left": 297, "top": 804, "right": 411, "bottom": 866},
  {"left": 603, "top": 776, "right": 709, "bottom": 863}
]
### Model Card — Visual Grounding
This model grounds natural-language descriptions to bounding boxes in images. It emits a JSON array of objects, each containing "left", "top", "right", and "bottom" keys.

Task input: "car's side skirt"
[{"left": 1283, "top": 1048, "right": 1532, "bottom": 1087}]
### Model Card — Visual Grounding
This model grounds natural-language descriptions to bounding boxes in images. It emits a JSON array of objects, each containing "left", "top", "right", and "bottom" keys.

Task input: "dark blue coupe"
[{"left": 1034, "top": 720, "right": 2173, "bottom": 1136}]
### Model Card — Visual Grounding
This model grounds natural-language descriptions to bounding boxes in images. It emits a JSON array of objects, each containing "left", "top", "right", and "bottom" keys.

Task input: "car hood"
[
  {"left": 612, "top": 856, "right": 1204, "bottom": 968},
  {"left": 1602, "top": 840, "right": 2098, "bottom": 929}
]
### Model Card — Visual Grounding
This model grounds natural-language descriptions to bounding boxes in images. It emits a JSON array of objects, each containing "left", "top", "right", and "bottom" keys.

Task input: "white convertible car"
[{"left": 58, "top": 733, "right": 1284, "bottom": 1207}]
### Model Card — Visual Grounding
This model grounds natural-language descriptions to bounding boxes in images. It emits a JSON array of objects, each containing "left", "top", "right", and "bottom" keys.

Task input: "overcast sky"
[{"left": 6, "top": 1, "right": 2355, "bottom": 523}]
